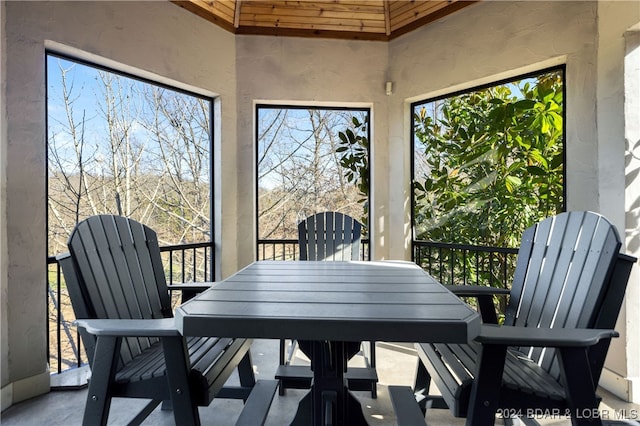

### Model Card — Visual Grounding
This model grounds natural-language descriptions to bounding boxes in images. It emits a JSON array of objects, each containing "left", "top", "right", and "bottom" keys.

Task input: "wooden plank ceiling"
[{"left": 172, "top": 0, "right": 478, "bottom": 41}]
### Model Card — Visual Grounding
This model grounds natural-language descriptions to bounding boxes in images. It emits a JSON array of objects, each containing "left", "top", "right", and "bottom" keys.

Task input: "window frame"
[
  {"left": 45, "top": 49, "right": 216, "bottom": 254},
  {"left": 254, "top": 103, "right": 372, "bottom": 257}
]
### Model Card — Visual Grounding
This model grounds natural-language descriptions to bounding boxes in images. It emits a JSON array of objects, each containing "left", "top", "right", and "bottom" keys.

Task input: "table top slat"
[
  {"left": 191, "top": 289, "right": 458, "bottom": 304},
  {"left": 175, "top": 261, "right": 480, "bottom": 344}
]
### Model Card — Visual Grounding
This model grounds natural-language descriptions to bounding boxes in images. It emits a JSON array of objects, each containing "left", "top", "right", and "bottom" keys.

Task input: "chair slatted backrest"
[
  {"left": 298, "top": 212, "right": 363, "bottom": 261},
  {"left": 66, "top": 215, "right": 173, "bottom": 366},
  {"left": 504, "top": 211, "right": 621, "bottom": 377}
]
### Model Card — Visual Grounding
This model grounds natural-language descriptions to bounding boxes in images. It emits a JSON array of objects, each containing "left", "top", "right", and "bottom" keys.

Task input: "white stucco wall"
[
  {"left": 1, "top": 0, "right": 237, "bottom": 405},
  {"left": 624, "top": 26, "right": 640, "bottom": 404},
  {"left": 4, "top": 0, "right": 51, "bottom": 404},
  {"left": 597, "top": 1, "right": 640, "bottom": 401},
  {"left": 2, "top": 0, "right": 639, "bottom": 408},
  {"left": 1, "top": 0, "right": 10, "bottom": 411},
  {"left": 598, "top": 1, "right": 640, "bottom": 402}
]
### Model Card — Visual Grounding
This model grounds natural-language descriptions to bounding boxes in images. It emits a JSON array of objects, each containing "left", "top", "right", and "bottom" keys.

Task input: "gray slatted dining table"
[{"left": 174, "top": 260, "right": 480, "bottom": 426}]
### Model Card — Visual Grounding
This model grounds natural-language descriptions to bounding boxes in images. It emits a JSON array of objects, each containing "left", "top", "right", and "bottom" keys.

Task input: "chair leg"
[
  {"left": 286, "top": 339, "right": 300, "bottom": 363},
  {"left": 413, "top": 358, "right": 431, "bottom": 414},
  {"left": 557, "top": 347, "right": 603, "bottom": 426},
  {"left": 280, "top": 339, "right": 303, "bottom": 396},
  {"left": 278, "top": 339, "right": 287, "bottom": 395},
  {"left": 129, "top": 400, "right": 162, "bottom": 426},
  {"left": 83, "top": 336, "right": 121, "bottom": 426},
  {"left": 279, "top": 339, "right": 285, "bottom": 364},
  {"left": 237, "top": 351, "right": 257, "bottom": 392},
  {"left": 465, "top": 343, "right": 507, "bottom": 426},
  {"left": 414, "top": 357, "right": 430, "bottom": 392},
  {"left": 369, "top": 341, "right": 377, "bottom": 398},
  {"left": 162, "top": 336, "right": 200, "bottom": 426}
]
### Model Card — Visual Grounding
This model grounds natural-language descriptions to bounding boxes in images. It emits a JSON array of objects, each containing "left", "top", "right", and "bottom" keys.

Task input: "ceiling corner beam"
[
  {"left": 234, "top": 0, "right": 242, "bottom": 29},
  {"left": 384, "top": 0, "right": 391, "bottom": 36},
  {"left": 388, "top": 0, "right": 480, "bottom": 40}
]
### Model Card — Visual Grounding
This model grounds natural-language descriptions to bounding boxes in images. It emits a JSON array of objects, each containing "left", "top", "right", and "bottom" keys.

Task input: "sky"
[{"left": 46, "top": 54, "right": 212, "bottom": 180}]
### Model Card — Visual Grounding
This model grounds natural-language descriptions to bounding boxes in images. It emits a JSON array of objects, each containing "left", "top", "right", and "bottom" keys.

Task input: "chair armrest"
[
  {"left": 445, "top": 285, "right": 510, "bottom": 324},
  {"left": 74, "top": 318, "right": 180, "bottom": 337},
  {"left": 445, "top": 285, "right": 511, "bottom": 297},
  {"left": 56, "top": 252, "right": 71, "bottom": 261},
  {"left": 167, "top": 283, "right": 214, "bottom": 292},
  {"left": 168, "top": 281, "right": 215, "bottom": 303},
  {"left": 476, "top": 324, "right": 619, "bottom": 347}
]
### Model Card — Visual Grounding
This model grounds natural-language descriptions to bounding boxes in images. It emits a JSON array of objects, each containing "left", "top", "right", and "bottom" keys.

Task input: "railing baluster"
[
  {"left": 169, "top": 251, "right": 174, "bottom": 285},
  {"left": 180, "top": 250, "right": 185, "bottom": 283},
  {"left": 191, "top": 248, "right": 195, "bottom": 281},
  {"left": 438, "top": 247, "right": 443, "bottom": 284},
  {"left": 489, "top": 252, "right": 494, "bottom": 287},
  {"left": 462, "top": 249, "right": 468, "bottom": 285}
]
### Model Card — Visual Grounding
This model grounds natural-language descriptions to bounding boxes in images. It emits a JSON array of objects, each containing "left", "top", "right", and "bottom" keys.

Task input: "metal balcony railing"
[
  {"left": 47, "top": 239, "right": 518, "bottom": 378},
  {"left": 46, "top": 241, "right": 215, "bottom": 377},
  {"left": 413, "top": 240, "right": 519, "bottom": 288},
  {"left": 256, "top": 238, "right": 518, "bottom": 287},
  {"left": 256, "top": 238, "right": 370, "bottom": 261}
]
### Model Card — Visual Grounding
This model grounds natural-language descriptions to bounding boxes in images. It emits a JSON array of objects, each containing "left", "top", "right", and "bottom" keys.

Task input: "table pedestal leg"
[{"left": 290, "top": 341, "right": 368, "bottom": 426}]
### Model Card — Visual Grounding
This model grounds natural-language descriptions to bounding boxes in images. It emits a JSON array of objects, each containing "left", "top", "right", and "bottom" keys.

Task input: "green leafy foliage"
[
  {"left": 413, "top": 71, "right": 564, "bottom": 250},
  {"left": 337, "top": 116, "right": 370, "bottom": 227}
]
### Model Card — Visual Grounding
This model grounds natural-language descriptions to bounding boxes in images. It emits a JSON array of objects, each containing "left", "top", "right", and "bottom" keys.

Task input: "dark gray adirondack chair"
[
  {"left": 58, "top": 215, "right": 277, "bottom": 426},
  {"left": 276, "top": 211, "right": 378, "bottom": 397},
  {"left": 298, "top": 211, "right": 363, "bottom": 261},
  {"left": 390, "top": 211, "right": 635, "bottom": 425}
]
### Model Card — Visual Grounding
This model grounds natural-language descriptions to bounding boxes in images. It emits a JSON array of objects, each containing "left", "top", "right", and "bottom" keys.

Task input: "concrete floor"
[{"left": 2, "top": 339, "right": 639, "bottom": 425}]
